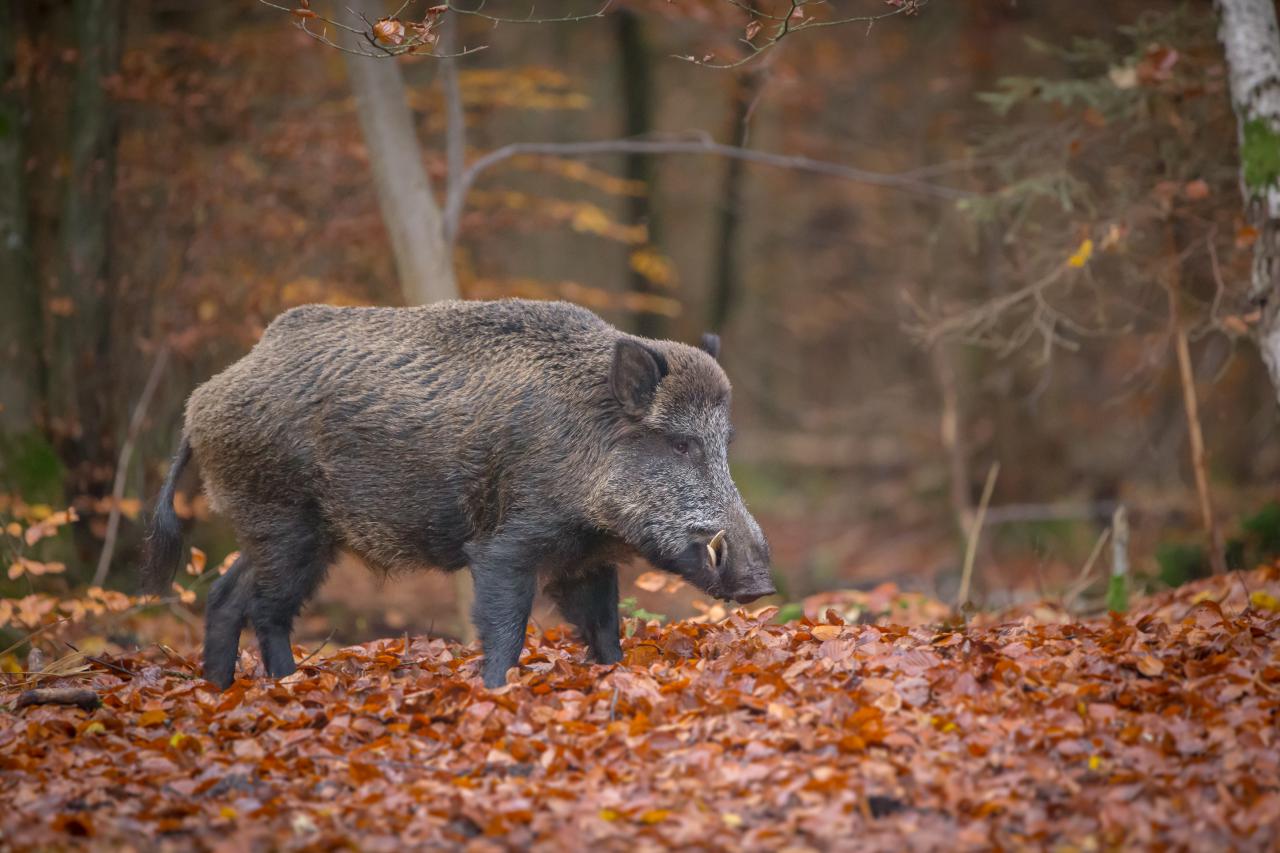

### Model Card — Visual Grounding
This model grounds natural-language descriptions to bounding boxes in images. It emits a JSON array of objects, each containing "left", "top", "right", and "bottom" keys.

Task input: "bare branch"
[
  {"left": 445, "top": 0, "right": 614, "bottom": 25},
  {"left": 443, "top": 131, "right": 976, "bottom": 239},
  {"left": 257, "top": 0, "right": 486, "bottom": 59},
  {"left": 910, "top": 265, "right": 1070, "bottom": 350},
  {"left": 678, "top": 0, "right": 927, "bottom": 70}
]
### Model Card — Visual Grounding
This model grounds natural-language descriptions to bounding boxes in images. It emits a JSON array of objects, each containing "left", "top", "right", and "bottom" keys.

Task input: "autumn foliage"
[{"left": 3, "top": 567, "right": 1279, "bottom": 849}]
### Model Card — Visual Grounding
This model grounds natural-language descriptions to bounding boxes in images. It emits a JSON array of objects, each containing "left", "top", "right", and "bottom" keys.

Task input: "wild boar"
[{"left": 141, "top": 299, "right": 774, "bottom": 689}]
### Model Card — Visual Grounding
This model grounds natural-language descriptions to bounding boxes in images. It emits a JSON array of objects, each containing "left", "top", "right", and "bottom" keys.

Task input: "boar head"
[{"left": 592, "top": 334, "right": 774, "bottom": 604}]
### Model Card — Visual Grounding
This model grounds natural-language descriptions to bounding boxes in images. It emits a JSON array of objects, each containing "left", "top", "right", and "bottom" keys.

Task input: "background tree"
[
  {"left": 342, "top": 0, "right": 457, "bottom": 304},
  {"left": 1217, "top": 0, "right": 1280, "bottom": 405}
]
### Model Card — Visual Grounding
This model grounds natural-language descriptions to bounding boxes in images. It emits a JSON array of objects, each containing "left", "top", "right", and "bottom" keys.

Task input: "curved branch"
[{"left": 444, "top": 132, "right": 977, "bottom": 240}]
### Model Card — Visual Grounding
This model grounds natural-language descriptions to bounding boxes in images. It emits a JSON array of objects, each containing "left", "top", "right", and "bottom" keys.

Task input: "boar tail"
[{"left": 140, "top": 437, "right": 193, "bottom": 596}]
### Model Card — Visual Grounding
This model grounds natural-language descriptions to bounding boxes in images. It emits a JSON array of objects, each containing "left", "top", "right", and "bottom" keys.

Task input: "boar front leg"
[
  {"left": 546, "top": 565, "right": 622, "bottom": 666},
  {"left": 467, "top": 534, "right": 538, "bottom": 689}
]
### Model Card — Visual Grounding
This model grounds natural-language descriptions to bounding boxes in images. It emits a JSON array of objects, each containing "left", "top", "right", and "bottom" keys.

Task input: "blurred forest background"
[{"left": 3, "top": 0, "right": 1280, "bottom": 646}]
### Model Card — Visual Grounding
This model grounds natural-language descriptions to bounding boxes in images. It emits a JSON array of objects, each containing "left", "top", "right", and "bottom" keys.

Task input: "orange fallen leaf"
[
  {"left": 810, "top": 625, "right": 843, "bottom": 641},
  {"left": 139, "top": 709, "right": 168, "bottom": 727}
]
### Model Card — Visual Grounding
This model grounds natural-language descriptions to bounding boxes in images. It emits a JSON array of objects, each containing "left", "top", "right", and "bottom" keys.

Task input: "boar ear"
[
  {"left": 610, "top": 339, "right": 668, "bottom": 416},
  {"left": 699, "top": 333, "right": 721, "bottom": 361}
]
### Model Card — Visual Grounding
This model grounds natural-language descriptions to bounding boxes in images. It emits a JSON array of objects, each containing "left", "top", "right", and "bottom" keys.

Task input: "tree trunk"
[
  {"left": 342, "top": 0, "right": 457, "bottom": 305},
  {"left": 1216, "top": 0, "right": 1280, "bottom": 406},
  {"left": 616, "top": 10, "right": 666, "bottom": 339},
  {"left": 342, "top": 1, "right": 468, "bottom": 637},
  {"left": 48, "top": 0, "right": 122, "bottom": 489},
  {"left": 709, "top": 65, "right": 764, "bottom": 334},
  {"left": 0, "top": 2, "right": 43, "bottom": 439}
]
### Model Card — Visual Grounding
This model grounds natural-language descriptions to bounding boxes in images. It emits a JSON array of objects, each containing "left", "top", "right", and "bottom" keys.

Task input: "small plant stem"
[
  {"left": 1107, "top": 506, "right": 1130, "bottom": 613},
  {"left": 957, "top": 462, "right": 1000, "bottom": 607}
]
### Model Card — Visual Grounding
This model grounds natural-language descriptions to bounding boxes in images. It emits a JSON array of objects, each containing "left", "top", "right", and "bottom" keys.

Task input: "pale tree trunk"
[
  {"left": 1216, "top": 0, "right": 1280, "bottom": 406},
  {"left": 342, "top": 2, "right": 470, "bottom": 640},
  {"left": 0, "top": 2, "right": 42, "bottom": 439},
  {"left": 342, "top": 0, "right": 457, "bottom": 305}
]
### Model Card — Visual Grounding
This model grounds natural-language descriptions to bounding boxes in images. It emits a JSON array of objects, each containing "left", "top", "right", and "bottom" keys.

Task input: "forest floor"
[{"left": 2, "top": 567, "right": 1279, "bottom": 851}]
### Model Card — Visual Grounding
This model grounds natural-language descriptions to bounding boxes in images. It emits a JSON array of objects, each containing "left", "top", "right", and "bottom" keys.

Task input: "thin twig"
[
  {"left": 92, "top": 347, "right": 170, "bottom": 588},
  {"left": 957, "top": 462, "right": 1000, "bottom": 607},
  {"left": 446, "top": 0, "right": 614, "bottom": 25},
  {"left": 1064, "top": 526, "right": 1112, "bottom": 610},
  {"left": 65, "top": 641, "right": 135, "bottom": 678},
  {"left": 297, "top": 630, "right": 337, "bottom": 668},
  {"left": 912, "top": 265, "right": 1069, "bottom": 349},
  {"left": 677, "top": 0, "right": 926, "bottom": 70},
  {"left": 1174, "top": 324, "right": 1226, "bottom": 575},
  {"left": 257, "top": 0, "right": 487, "bottom": 58},
  {"left": 1164, "top": 235, "right": 1227, "bottom": 578}
]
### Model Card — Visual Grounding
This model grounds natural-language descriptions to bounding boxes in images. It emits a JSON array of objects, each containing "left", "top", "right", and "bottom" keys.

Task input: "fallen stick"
[{"left": 13, "top": 688, "right": 101, "bottom": 712}]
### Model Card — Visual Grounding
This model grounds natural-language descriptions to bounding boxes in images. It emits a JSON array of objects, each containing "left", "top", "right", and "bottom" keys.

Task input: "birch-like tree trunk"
[
  {"left": 343, "top": 0, "right": 457, "bottom": 306},
  {"left": 1216, "top": 0, "right": 1280, "bottom": 406}
]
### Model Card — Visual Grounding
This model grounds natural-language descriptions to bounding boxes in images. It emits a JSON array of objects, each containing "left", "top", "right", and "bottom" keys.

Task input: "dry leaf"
[
  {"left": 1136, "top": 654, "right": 1164, "bottom": 677},
  {"left": 372, "top": 18, "right": 405, "bottom": 46},
  {"left": 1067, "top": 238, "right": 1094, "bottom": 268}
]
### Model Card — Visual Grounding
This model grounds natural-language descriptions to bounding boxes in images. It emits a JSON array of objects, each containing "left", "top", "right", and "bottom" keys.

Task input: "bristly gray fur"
[{"left": 146, "top": 299, "right": 773, "bottom": 690}]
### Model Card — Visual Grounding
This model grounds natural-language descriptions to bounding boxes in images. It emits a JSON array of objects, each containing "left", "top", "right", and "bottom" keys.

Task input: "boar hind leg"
[
  {"left": 467, "top": 535, "right": 538, "bottom": 689},
  {"left": 204, "top": 553, "right": 252, "bottom": 690},
  {"left": 244, "top": 515, "right": 333, "bottom": 681},
  {"left": 546, "top": 566, "right": 622, "bottom": 666}
]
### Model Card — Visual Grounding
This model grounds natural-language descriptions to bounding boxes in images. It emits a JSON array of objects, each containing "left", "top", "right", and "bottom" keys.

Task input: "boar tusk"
[{"left": 708, "top": 529, "right": 726, "bottom": 569}]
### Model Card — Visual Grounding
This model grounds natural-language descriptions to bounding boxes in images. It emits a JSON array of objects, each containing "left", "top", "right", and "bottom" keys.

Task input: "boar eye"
[{"left": 668, "top": 435, "right": 703, "bottom": 459}]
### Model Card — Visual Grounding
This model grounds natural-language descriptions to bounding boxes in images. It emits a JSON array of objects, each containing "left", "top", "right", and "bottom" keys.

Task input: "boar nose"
[
  {"left": 719, "top": 528, "right": 774, "bottom": 603},
  {"left": 732, "top": 583, "right": 776, "bottom": 605}
]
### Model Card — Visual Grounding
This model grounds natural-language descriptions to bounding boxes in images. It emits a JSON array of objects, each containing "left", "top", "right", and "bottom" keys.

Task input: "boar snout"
[
  {"left": 724, "top": 532, "right": 775, "bottom": 604},
  {"left": 696, "top": 522, "right": 774, "bottom": 604}
]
